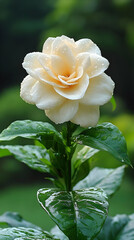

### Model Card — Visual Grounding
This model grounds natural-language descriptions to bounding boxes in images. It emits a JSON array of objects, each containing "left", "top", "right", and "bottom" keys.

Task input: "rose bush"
[{"left": 21, "top": 35, "right": 114, "bottom": 127}]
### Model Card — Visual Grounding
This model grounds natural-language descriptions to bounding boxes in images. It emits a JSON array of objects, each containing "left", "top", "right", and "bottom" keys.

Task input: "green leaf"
[
  {"left": 0, "top": 222, "right": 9, "bottom": 229},
  {"left": 0, "top": 212, "right": 41, "bottom": 229},
  {"left": 0, "top": 145, "right": 51, "bottom": 174},
  {"left": 0, "top": 120, "right": 65, "bottom": 152},
  {"left": 37, "top": 188, "right": 108, "bottom": 240},
  {"left": 51, "top": 226, "right": 68, "bottom": 240},
  {"left": 110, "top": 96, "right": 116, "bottom": 111},
  {"left": 95, "top": 214, "right": 134, "bottom": 240},
  {"left": 0, "top": 148, "right": 11, "bottom": 158},
  {"left": 72, "top": 146, "right": 99, "bottom": 186},
  {"left": 74, "top": 166, "right": 125, "bottom": 197},
  {"left": 117, "top": 219, "right": 134, "bottom": 240},
  {"left": 0, "top": 227, "right": 57, "bottom": 240},
  {"left": 73, "top": 122, "right": 131, "bottom": 166},
  {"left": 129, "top": 214, "right": 134, "bottom": 220},
  {"left": 72, "top": 126, "right": 85, "bottom": 137}
]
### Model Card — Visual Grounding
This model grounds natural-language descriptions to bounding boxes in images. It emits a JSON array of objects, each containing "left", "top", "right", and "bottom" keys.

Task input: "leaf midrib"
[{"left": 70, "top": 191, "right": 78, "bottom": 239}]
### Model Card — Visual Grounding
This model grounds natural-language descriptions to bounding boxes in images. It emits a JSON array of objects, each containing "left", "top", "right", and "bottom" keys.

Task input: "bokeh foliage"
[{"left": 0, "top": 0, "right": 134, "bottom": 111}]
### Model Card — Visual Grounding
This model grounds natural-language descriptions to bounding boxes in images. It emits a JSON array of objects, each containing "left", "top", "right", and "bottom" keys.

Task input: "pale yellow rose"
[{"left": 20, "top": 35, "right": 114, "bottom": 127}]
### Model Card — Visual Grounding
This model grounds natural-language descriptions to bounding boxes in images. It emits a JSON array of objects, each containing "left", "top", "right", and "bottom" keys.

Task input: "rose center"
[
  {"left": 61, "top": 71, "right": 76, "bottom": 81},
  {"left": 64, "top": 73, "right": 70, "bottom": 78}
]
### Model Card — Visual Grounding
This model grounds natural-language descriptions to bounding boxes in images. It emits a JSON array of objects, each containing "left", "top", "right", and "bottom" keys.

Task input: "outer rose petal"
[
  {"left": 22, "top": 52, "right": 43, "bottom": 79},
  {"left": 86, "top": 54, "right": 109, "bottom": 78},
  {"left": 60, "top": 35, "right": 75, "bottom": 45},
  {"left": 20, "top": 75, "right": 36, "bottom": 104},
  {"left": 22, "top": 52, "right": 57, "bottom": 80},
  {"left": 76, "top": 39, "right": 101, "bottom": 55},
  {"left": 60, "top": 35, "right": 77, "bottom": 55},
  {"left": 45, "top": 100, "right": 79, "bottom": 124},
  {"left": 80, "top": 73, "right": 115, "bottom": 106},
  {"left": 42, "top": 37, "right": 55, "bottom": 54},
  {"left": 54, "top": 74, "right": 89, "bottom": 100},
  {"left": 71, "top": 104, "right": 100, "bottom": 127},
  {"left": 30, "top": 81, "right": 64, "bottom": 110}
]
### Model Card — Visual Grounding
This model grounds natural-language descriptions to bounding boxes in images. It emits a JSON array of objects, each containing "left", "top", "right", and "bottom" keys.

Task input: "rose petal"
[
  {"left": 86, "top": 54, "right": 109, "bottom": 78},
  {"left": 60, "top": 35, "right": 77, "bottom": 54},
  {"left": 76, "top": 39, "right": 101, "bottom": 55},
  {"left": 58, "top": 74, "right": 78, "bottom": 86},
  {"left": 22, "top": 52, "right": 45, "bottom": 80},
  {"left": 30, "top": 81, "right": 64, "bottom": 110},
  {"left": 51, "top": 55, "right": 67, "bottom": 76},
  {"left": 76, "top": 52, "right": 90, "bottom": 72},
  {"left": 81, "top": 73, "right": 115, "bottom": 106},
  {"left": 71, "top": 104, "right": 100, "bottom": 127},
  {"left": 36, "top": 68, "right": 67, "bottom": 88},
  {"left": 22, "top": 52, "right": 57, "bottom": 81},
  {"left": 60, "top": 35, "right": 75, "bottom": 45},
  {"left": 67, "top": 67, "right": 83, "bottom": 83},
  {"left": 42, "top": 37, "right": 55, "bottom": 54},
  {"left": 54, "top": 74, "right": 89, "bottom": 100},
  {"left": 52, "top": 37, "right": 76, "bottom": 73},
  {"left": 38, "top": 54, "right": 57, "bottom": 79},
  {"left": 20, "top": 75, "right": 36, "bottom": 104},
  {"left": 45, "top": 100, "right": 79, "bottom": 124}
]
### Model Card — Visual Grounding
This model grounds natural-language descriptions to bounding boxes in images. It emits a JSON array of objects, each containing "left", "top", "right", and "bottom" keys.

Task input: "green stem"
[
  {"left": 66, "top": 155, "right": 71, "bottom": 192},
  {"left": 65, "top": 122, "right": 72, "bottom": 192}
]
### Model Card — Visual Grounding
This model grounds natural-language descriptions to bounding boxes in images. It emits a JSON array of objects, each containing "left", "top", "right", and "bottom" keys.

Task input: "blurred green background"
[{"left": 0, "top": 0, "right": 134, "bottom": 231}]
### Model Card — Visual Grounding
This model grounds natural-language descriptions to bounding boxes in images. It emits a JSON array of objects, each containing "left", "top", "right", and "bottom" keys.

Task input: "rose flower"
[{"left": 21, "top": 35, "right": 114, "bottom": 127}]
